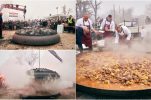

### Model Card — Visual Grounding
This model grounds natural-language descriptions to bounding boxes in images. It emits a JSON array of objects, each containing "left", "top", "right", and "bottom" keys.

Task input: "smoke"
[
  {"left": 36, "top": 79, "right": 73, "bottom": 93},
  {"left": 108, "top": 7, "right": 134, "bottom": 24},
  {"left": 16, "top": 51, "right": 39, "bottom": 67},
  {"left": 131, "top": 24, "right": 151, "bottom": 53},
  {"left": 0, "top": 61, "right": 31, "bottom": 89},
  {"left": 25, "top": 52, "right": 39, "bottom": 67},
  {"left": 0, "top": 50, "right": 75, "bottom": 98},
  {"left": 15, "top": 51, "right": 74, "bottom": 92},
  {"left": 15, "top": 79, "right": 74, "bottom": 97},
  {"left": 145, "top": 3, "right": 151, "bottom": 16},
  {"left": 0, "top": 50, "right": 39, "bottom": 89},
  {"left": 102, "top": 24, "right": 151, "bottom": 54}
]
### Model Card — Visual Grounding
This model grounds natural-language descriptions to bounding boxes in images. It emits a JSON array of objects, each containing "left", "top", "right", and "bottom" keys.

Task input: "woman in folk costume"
[
  {"left": 115, "top": 25, "right": 132, "bottom": 47},
  {"left": 76, "top": 13, "right": 99, "bottom": 52},
  {"left": 100, "top": 15, "right": 115, "bottom": 38}
]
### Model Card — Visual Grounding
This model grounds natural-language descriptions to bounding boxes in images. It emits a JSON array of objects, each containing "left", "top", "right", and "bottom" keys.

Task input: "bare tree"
[
  {"left": 88, "top": 0, "right": 102, "bottom": 27},
  {"left": 76, "top": 0, "right": 92, "bottom": 19},
  {"left": 124, "top": 8, "right": 133, "bottom": 21},
  {"left": 62, "top": 5, "right": 67, "bottom": 15},
  {"left": 62, "top": 5, "right": 72, "bottom": 16},
  {"left": 67, "top": 8, "right": 72, "bottom": 15},
  {"left": 145, "top": 3, "right": 151, "bottom": 16},
  {"left": 109, "top": 7, "right": 134, "bottom": 24}
]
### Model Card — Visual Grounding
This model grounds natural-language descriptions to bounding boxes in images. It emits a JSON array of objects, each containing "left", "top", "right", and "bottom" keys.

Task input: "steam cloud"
[{"left": 16, "top": 51, "right": 39, "bottom": 67}]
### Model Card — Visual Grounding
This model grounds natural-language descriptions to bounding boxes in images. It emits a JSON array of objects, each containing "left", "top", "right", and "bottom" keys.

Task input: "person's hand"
[
  {"left": 82, "top": 26, "right": 90, "bottom": 33},
  {"left": 104, "top": 26, "right": 110, "bottom": 31},
  {"left": 94, "top": 31, "right": 99, "bottom": 35},
  {"left": 94, "top": 30, "right": 102, "bottom": 35}
]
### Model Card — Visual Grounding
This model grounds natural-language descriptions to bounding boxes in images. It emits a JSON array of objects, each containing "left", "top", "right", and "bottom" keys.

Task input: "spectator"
[
  {"left": 67, "top": 15, "right": 75, "bottom": 33},
  {"left": 0, "top": 13, "right": 3, "bottom": 39}
]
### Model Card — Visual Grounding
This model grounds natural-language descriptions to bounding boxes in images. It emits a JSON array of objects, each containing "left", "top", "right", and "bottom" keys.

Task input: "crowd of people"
[
  {"left": 2, "top": 15, "right": 75, "bottom": 32},
  {"left": 0, "top": 14, "right": 75, "bottom": 39},
  {"left": 3, "top": 19, "right": 56, "bottom": 30}
]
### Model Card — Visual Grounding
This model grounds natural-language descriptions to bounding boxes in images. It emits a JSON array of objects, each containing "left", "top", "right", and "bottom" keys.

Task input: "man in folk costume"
[
  {"left": 115, "top": 25, "right": 132, "bottom": 47},
  {"left": 0, "top": 12, "right": 3, "bottom": 39},
  {"left": 100, "top": 15, "right": 115, "bottom": 38},
  {"left": 76, "top": 13, "right": 99, "bottom": 52}
]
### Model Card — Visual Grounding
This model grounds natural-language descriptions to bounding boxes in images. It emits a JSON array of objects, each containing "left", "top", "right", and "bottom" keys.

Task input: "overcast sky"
[
  {"left": 0, "top": 0, "right": 76, "bottom": 20},
  {"left": 97, "top": 0, "right": 151, "bottom": 17},
  {"left": 1, "top": 0, "right": 150, "bottom": 20}
]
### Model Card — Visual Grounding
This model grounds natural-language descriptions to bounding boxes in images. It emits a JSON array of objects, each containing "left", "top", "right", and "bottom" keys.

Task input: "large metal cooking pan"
[
  {"left": 76, "top": 52, "right": 151, "bottom": 99},
  {"left": 12, "top": 34, "right": 60, "bottom": 46},
  {"left": 76, "top": 84, "right": 151, "bottom": 99},
  {"left": 21, "top": 93, "right": 61, "bottom": 99}
]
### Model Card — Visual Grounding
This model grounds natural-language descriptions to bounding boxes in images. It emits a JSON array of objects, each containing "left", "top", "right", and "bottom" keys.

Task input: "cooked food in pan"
[{"left": 77, "top": 52, "right": 151, "bottom": 90}]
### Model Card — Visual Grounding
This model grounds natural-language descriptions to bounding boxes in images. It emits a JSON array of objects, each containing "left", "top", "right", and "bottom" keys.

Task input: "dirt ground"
[{"left": 0, "top": 30, "right": 75, "bottom": 50}]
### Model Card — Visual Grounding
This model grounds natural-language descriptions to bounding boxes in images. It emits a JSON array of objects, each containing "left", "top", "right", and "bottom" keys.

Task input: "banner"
[{"left": 9, "top": 12, "right": 18, "bottom": 17}]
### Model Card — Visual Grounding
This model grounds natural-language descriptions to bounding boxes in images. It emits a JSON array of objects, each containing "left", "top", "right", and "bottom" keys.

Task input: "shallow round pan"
[
  {"left": 21, "top": 93, "right": 61, "bottom": 99},
  {"left": 12, "top": 34, "right": 60, "bottom": 46},
  {"left": 76, "top": 52, "right": 151, "bottom": 98},
  {"left": 76, "top": 83, "right": 151, "bottom": 99}
]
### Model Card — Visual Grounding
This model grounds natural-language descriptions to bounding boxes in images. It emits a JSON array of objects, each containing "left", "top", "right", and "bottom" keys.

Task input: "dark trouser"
[
  {"left": 76, "top": 27, "right": 83, "bottom": 51},
  {"left": 0, "top": 26, "right": 2, "bottom": 38},
  {"left": 68, "top": 23, "right": 75, "bottom": 33},
  {"left": 68, "top": 26, "right": 75, "bottom": 33}
]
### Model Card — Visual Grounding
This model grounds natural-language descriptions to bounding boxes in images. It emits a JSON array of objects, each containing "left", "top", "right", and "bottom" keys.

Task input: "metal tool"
[{"left": 48, "top": 50, "right": 63, "bottom": 62}]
